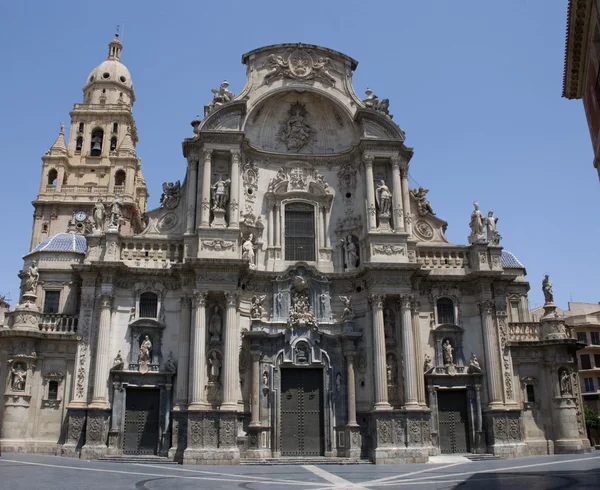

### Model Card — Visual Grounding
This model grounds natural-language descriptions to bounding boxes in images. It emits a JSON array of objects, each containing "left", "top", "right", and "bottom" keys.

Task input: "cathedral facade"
[{"left": 0, "top": 37, "right": 591, "bottom": 464}]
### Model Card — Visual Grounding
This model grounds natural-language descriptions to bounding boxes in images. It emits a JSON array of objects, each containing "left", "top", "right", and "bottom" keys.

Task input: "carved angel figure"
[
  {"left": 424, "top": 354, "right": 433, "bottom": 372},
  {"left": 160, "top": 180, "right": 181, "bottom": 209},
  {"left": 207, "top": 80, "right": 234, "bottom": 113},
  {"left": 113, "top": 350, "right": 124, "bottom": 368},
  {"left": 23, "top": 260, "right": 39, "bottom": 295},
  {"left": 250, "top": 295, "right": 266, "bottom": 319},
  {"left": 542, "top": 275, "right": 554, "bottom": 304},
  {"left": 410, "top": 187, "right": 435, "bottom": 216},
  {"left": 469, "top": 354, "right": 480, "bottom": 370},
  {"left": 339, "top": 295, "right": 354, "bottom": 321},
  {"left": 211, "top": 176, "right": 231, "bottom": 210},
  {"left": 484, "top": 211, "right": 501, "bottom": 246},
  {"left": 468, "top": 201, "right": 485, "bottom": 244},
  {"left": 264, "top": 54, "right": 289, "bottom": 84},
  {"left": 93, "top": 199, "right": 105, "bottom": 232},
  {"left": 375, "top": 180, "right": 392, "bottom": 216}
]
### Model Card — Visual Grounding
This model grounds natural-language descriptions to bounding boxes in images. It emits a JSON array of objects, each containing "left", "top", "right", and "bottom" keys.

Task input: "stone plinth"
[
  {"left": 183, "top": 411, "right": 240, "bottom": 465},
  {"left": 211, "top": 208, "right": 227, "bottom": 228},
  {"left": 484, "top": 409, "right": 526, "bottom": 458},
  {"left": 370, "top": 410, "right": 431, "bottom": 464},
  {"left": 80, "top": 410, "right": 110, "bottom": 459},
  {"left": 540, "top": 303, "right": 569, "bottom": 340},
  {"left": 12, "top": 294, "right": 41, "bottom": 332}
]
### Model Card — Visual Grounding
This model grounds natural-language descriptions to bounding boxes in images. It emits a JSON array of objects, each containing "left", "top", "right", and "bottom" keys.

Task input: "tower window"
[
  {"left": 90, "top": 128, "right": 103, "bottom": 156},
  {"left": 139, "top": 292, "right": 158, "bottom": 318},
  {"left": 285, "top": 203, "right": 315, "bottom": 261},
  {"left": 112, "top": 122, "right": 118, "bottom": 133},
  {"left": 110, "top": 137, "right": 117, "bottom": 152},
  {"left": 436, "top": 298, "right": 455, "bottom": 325},
  {"left": 43, "top": 290, "right": 60, "bottom": 314},
  {"left": 75, "top": 136, "right": 83, "bottom": 152},
  {"left": 78, "top": 122, "right": 84, "bottom": 133},
  {"left": 48, "top": 381, "right": 59, "bottom": 400},
  {"left": 115, "top": 169, "right": 126, "bottom": 187},
  {"left": 526, "top": 384, "right": 535, "bottom": 403},
  {"left": 47, "top": 169, "right": 58, "bottom": 186}
]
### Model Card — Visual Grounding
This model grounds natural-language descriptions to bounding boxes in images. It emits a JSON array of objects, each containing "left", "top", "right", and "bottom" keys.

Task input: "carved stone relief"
[{"left": 263, "top": 47, "right": 336, "bottom": 86}]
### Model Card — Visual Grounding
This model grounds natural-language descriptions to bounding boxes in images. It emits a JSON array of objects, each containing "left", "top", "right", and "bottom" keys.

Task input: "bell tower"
[{"left": 32, "top": 34, "right": 148, "bottom": 249}]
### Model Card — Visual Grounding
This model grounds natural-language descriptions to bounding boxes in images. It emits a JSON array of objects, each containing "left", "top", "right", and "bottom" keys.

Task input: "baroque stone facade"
[{"left": 0, "top": 38, "right": 591, "bottom": 463}]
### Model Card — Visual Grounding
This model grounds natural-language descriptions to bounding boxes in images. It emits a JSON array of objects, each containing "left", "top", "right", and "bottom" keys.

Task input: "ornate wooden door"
[
  {"left": 438, "top": 390, "right": 470, "bottom": 454},
  {"left": 123, "top": 388, "right": 160, "bottom": 455},
  {"left": 280, "top": 369, "right": 323, "bottom": 456}
]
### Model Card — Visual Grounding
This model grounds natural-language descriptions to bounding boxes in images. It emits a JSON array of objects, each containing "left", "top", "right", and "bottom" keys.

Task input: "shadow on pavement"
[{"left": 453, "top": 469, "right": 600, "bottom": 490}]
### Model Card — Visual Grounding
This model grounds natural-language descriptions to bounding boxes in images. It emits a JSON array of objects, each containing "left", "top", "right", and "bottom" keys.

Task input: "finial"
[{"left": 365, "top": 88, "right": 373, "bottom": 97}]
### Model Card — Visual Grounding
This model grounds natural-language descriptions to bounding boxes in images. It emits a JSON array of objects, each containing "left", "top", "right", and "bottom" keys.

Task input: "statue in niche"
[
  {"left": 262, "top": 371, "right": 269, "bottom": 390},
  {"left": 410, "top": 187, "right": 435, "bottom": 216},
  {"left": 109, "top": 194, "right": 123, "bottom": 228},
  {"left": 23, "top": 260, "right": 39, "bottom": 295},
  {"left": 113, "top": 350, "right": 124, "bottom": 369},
  {"left": 138, "top": 335, "right": 152, "bottom": 364},
  {"left": 542, "top": 275, "right": 554, "bottom": 304},
  {"left": 242, "top": 233, "right": 255, "bottom": 267},
  {"left": 424, "top": 354, "right": 433, "bottom": 372},
  {"left": 484, "top": 210, "right": 501, "bottom": 246},
  {"left": 207, "top": 80, "right": 234, "bottom": 113},
  {"left": 209, "top": 306, "right": 222, "bottom": 343},
  {"left": 278, "top": 102, "right": 313, "bottom": 152},
  {"left": 335, "top": 373, "right": 342, "bottom": 393},
  {"left": 560, "top": 370, "right": 572, "bottom": 396},
  {"left": 383, "top": 308, "right": 394, "bottom": 340},
  {"left": 211, "top": 176, "right": 230, "bottom": 210},
  {"left": 276, "top": 292, "right": 284, "bottom": 316},
  {"left": 319, "top": 291, "right": 330, "bottom": 319},
  {"left": 442, "top": 339, "right": 454, "bottom": 365},
  {"left": 208, "top": 351, "right": 221, "bottom": 383},
  {"left": 386, "top": 355, "right": 397, "bottom": 385},
  {"left": 339, "top": 295, "right": 354, "bottom": 321},
  {"left": 343, "top": 235, "right": 359, "bottom": 270},
  {"left": 92, "top": 198, "right": 105, "bottom": 232},
  {"left": 250, "top": 295, "right": 265, "bottom": 319},
  {"left": 468, "top": 201, "right": 485, "bottom": 244},
  {"left": 375, "top": 180, "right": 392, "bottom": 216},
  {"left": 295, "top": 342, "right": 309, "bottom": 364},
  {"left": 11, "top": 364, "right": 27, "bottom": 391}
]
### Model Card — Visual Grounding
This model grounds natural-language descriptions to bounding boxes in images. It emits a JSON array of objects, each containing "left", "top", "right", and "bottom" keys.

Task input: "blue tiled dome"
[
  {"left": 501, "top": 250, "right": 524, "bottom": 268},
  {"left": 31, "top": 233, "right": 87, "bottom": 254}
]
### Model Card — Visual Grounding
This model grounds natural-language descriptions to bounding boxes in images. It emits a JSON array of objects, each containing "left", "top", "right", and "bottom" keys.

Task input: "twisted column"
[
  {"left": 480, "top": 300, "right": 503, "bottom": 407},
  {"left": 390, "top": 156, "right": 405, "bottom": 231},
  {"left": 229, "top": 149, "right": 240, "bottom": 228},
  {"left": 249, "top": 348, "right": 262, "bottom": 427},
  {"left": 174, "top": 296, "right": 192, "bottom": 408},
  {"left": 221, "top": 292, "right": 240, "bottom": 411},
  {"left": 188, "top": 292, "right": 208, "bottom": 410},
  {"left": 370, "top": 294, "right": 391, "bottom": 410},
  {"left": 185, "top": 159, "right": 198, "bottom": 233},
  {"left": 90, "top": 293, "right": 113, "bottom": 408},
  {"left": 400, "top": 295, "right": 419, "bottom": 408},
  {"left": 400, "top": 163, "right": 412, "bottom": 235},
  {"left": 199, "top": 149, "right": 212, "bottom": 227},
  {"left": 364, "top": 156, "right": 377, "bottom": 230}
]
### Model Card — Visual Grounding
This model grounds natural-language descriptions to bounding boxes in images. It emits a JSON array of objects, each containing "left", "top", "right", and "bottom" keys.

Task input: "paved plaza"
[{"left": 1, "top": 452, "right": 599, "bottom": 490}]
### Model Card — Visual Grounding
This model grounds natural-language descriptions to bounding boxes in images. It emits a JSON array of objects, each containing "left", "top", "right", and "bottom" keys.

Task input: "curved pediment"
[
  {"left": 200, "top": 101, "right": 246, "bottom": 131},
  {"left": 356, "top": 109, "right": 406, "bottom": 141},
  {"left": 244, "top": 90, "right": 359, "bottom": 155}
]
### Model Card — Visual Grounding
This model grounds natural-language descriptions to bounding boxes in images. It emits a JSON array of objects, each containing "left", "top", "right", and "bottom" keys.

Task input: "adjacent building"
[{"left": 0, "top": 36, "right": 591, "bottom": 464}]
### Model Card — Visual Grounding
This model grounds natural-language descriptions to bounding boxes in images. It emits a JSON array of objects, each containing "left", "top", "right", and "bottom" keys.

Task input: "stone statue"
[
  {"left": 242, "top": 233, "right": 255, "bottom": 266},
  {"left": 209, "top": 306, "right": 222, "bottom": 342},
  {"left": 113, "top": 350, "right": 123, "bottom": 369},
  {"left": 339, "top": 295, "right": 354, "bottom": 321},
  {"left": 93, "top": 199, "right": 105, "bottom": 232},
  {"left": 410, "top": 187, "right": 435, "bottom": 216},
  {"left": 344, "top": 235, "right": 359, "bottom": 270},
  {"left": 23, "top": 260, "right": 39, "bottom": 295},
  {"left": 363, "top": 88, "right": 393, "bottom": 118},
  {"left": 250, "top": 295, "right": 265, "bottom": 319},
  {"left": 268, "top": 167, "right": 287, "bottom": 191},
  {"left": 165, "top": 355, "right": 176, "bottom": 373},
  {"left": 469, "top": 354, "right": 480, "bottom": 370},
  {"left": 468, "top": 201, "right": 485, "bottom": 244},
  {"left": 129, "top": 306, "right": 136, "bottom": 323},
  {"left": 335, "top": 372, "right": 342, "bottom": 393},
  {"left": 109, "top": 194, "right": 123, "bottom": 228},
  {"left": 160, "top": 181, "right": 181, "bottom": 209},
  {"left": 375, "top": 180, "right": 392, "bottom": 216},
  {"left": 386, "top": 355, "right": 397, "bottom": 385},
  {"left": 484, "top": 211, "right": 501, "bottom": 246},
  {"left": 278, "top": 102, "right": 313, "bottom": 152},
  {"left": 383, "top": 308, "right": 394, "bottom": 339},
  {"left": 211, "top": 176, "right": 231, "bottom": 210},
  {"left": 262, "top": 371, "right": 269, "bottom": 389},
  {"left": 442, "top": 339, "right": 454, "bottom": 365},
  {"left": 542, "top": 275, "right": 554, "bottom": 304},
  {"left": 315, "top": 170, "right": 328, "bottom": 189},
  {"left": 207, "top": 80, "right": 234, "bottom": 114},
  {"left": 138, "top": 335, "right": 152, "bottom": 364},
  {"left": 560, "top": 370, "right": 572, "bottom": 395},
  {"left": 11, "top": 364, "right": 26, "bottom": 391},
  {"left": 424, "top": 354, "right": 433, "bottom": 372},
  {"left": 208, "top": 351, "right": 221, "bottom": 383}
]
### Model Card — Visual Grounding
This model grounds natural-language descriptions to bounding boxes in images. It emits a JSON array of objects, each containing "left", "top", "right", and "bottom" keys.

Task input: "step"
[
  {"left": 465, "top": 454, "right": 504, "bottom": 461},
  {"left": 241, "top": 457, "right": 372, "bottom": 465},
  {"left": 98, "top": 456, "right": 179, "bottom": 464}
]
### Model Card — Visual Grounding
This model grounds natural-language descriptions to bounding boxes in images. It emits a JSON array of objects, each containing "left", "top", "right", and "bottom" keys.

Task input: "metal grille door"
[
  {"left": 285, "top": 203, "right": 315, "bottom": 261},
  {"left": 438, "top": 390, "right": 469, "bottom": 454},
  {"left": 280, "top": 369, "right": 323, "bottom": 456},
  {"left": 123, "top": 388, "right": 160, "bottom": 455}
]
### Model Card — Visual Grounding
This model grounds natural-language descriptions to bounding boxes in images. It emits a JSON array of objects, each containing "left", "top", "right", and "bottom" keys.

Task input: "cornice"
[{"left": 562, "top": 0, "right": 594, "bottom": 99}]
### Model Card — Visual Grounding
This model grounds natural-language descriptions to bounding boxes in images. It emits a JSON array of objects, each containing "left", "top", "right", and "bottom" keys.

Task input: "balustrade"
[
  {"left": 417, "top": 248, "right": 469, "bottom": 269},
  {"left": 120, "top": 240, "right": 183, "bottom": 263},
  {"left": 508, "top": 322, "right": 542, "bottom": 342},
  {"left": 39, "top": 314, "right": 78, "bottom": 333}
]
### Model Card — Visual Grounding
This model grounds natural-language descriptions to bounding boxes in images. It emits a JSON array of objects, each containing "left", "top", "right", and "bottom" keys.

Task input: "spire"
[
  {"left": 117, "top": 126, "right": 136, "bottom": 156},
  {"left": 107, "top": 33, "right": 123, "bottom": 62},
  {"left": 48, "top": 123, "right": 67, "bottom": 155}
]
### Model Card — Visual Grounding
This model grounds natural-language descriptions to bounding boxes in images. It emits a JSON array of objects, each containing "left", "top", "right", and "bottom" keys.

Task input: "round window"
[
  {"left": 102, "top": 72, "right": 110, "bottom": 79},
  {"left": 119, "top": 75, "right": 126, "bottom": 83}
]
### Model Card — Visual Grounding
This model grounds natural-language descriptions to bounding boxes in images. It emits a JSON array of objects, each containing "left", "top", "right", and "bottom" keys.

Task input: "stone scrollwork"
[
  {"left": 201, "top": 239, "right": 235, "bottom": 252},
  {"left": 373, "top": 244, "right": 406, "bottom": 256},
  {"left": 414, "top": 220, "right": 434, "bottom": 241},
  {"left": 264, "top": 47, "right": 336, "bottom": 86},
  {"left": 337, "top": 162, "right": 358, "bottom": 204}
]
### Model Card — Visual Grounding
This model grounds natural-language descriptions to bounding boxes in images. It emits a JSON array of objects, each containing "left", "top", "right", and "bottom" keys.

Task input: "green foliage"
[{"left": 584, "top": 405, "right": 600, "bottom": 429}]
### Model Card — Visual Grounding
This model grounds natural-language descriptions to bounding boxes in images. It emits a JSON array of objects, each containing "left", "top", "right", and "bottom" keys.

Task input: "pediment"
[{"left": 200, "top": 101, "right": 246, "bottom": 131}]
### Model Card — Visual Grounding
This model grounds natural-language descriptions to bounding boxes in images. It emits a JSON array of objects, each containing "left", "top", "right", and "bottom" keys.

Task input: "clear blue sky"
[{"left": 0, "top": 0, "right": 597, "bottom": 310}]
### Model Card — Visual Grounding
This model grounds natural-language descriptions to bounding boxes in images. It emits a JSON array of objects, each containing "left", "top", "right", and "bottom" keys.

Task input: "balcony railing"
[
  {"left": 43, "top": 185, "right": 109, "bottom": 195},
  {"left": 39, "top": 314, "right": 78, "bottom": 333},
  {"left": 416, "top": 248, "right": 469, "bottom": 269},
  {"left": 508, "top": 322, "right": 542, "bottom": 342}
]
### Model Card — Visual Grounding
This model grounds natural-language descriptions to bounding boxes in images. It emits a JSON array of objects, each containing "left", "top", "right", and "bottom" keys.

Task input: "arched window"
[
  {"left": 112, "top": 122, "right": 118, "bottom": 133},
  {"left": 436, "top": 298, "right": 455, "bottom": 325},
  {"left": 75, "top": 136, "right": 83, "bottom": 152},
  {"left": 47, "top": 168, "right": 58, "bottom": 186},
  {"left": 285, "top": 203, "right": 315, "bottom": 261},
  {"left": 139, "top": 292, "right": 158, "bottom": 318},
  {"left": 110, "top": 137, "right": 117, "bottom": 152},
  {"left": 90, "top": 128, "right": 104, "bottom": 156},
  {"left": 114, "top": 169, "right": 126, "bottom": 187}
]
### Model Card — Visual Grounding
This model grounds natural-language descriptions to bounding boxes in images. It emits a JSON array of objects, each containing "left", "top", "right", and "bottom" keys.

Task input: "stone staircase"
[
  {"left": 464, "top": 454, "right": 504, "bottom": 462},
  {"left": 97, "top": 455, "right": 179, "bottom": 465},
  {"left": 241, "top": 457, "right": 372, "bottom": 465}
]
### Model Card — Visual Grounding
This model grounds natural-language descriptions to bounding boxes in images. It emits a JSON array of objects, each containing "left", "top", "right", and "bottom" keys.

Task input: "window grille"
[
  {"left": 285, "top": 203, "right": 315, "bottom": 261},
  {"left": 48, "top": 381, "right": 58, "bottom": 400},
  {"left": 139, "top": 292, "right": 158, "bottom": 318},
  {"left": 43, "top": 291, "right": 60, "bottom": 314},
  {"left": 436, "top": 298, "right": 455, "bottom": 325}
]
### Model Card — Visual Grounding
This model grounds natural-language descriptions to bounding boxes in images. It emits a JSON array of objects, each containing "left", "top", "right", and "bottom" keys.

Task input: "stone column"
[
  {"left": 185, "top": 158, "right": 198, "bottom": 234},
  {"left": 400, "top": 295, "right": 419, "bottom": 408},
  {"left": 199, "top": 149, "right": 212, "bottom": 227},
  {"left": 267, "top": 204, "right": 274, "bottom": 248},
  {"left": 229, "top": 149, "right": 240, "bottom": 228},
  {"left": 390, "top": 156, "right": 405, "bottom": 231},
  {"left": 56, "top": 167, "right": 65, "bottom": 192},
  {"left": 188, "top": 292, "right": 208, "bottom": 410},
  {"left": 411, "top": 300, "right": 426, "bottom": 406},
  {"left": 221, "top": 291, "right": 240, "bottom": 411},
  {"left": 324, "top": 206, "right": 331, "bottom": 247},
  {"left": 479, "top": 300, "right": 503, "bottom": 408},
  {"left": 344, "top": 348, "right": 358, "bottom": 426},
  {"left": 274, "top": 205, "right": 281, "bottom": 247},
  {"left": 400, "top": 163, "right": 412, "bottom": 235},
  {"left": 89, "top": 293, "right": 113, "bottom": 409},
  {"left": 249, "top": 348, "right": 262, "bottom": 427},
  {"left": 320, "top": 206, "right": 327, "bottom": 248},
  {"left": 364, "top": 156, "right": 377, "bottom": 230},
  {"left": 370, "top": 294, "right": 391, "bottom": 410},
  {"left": 174, "top": 296, "right": 192, "bottom": 408}
]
